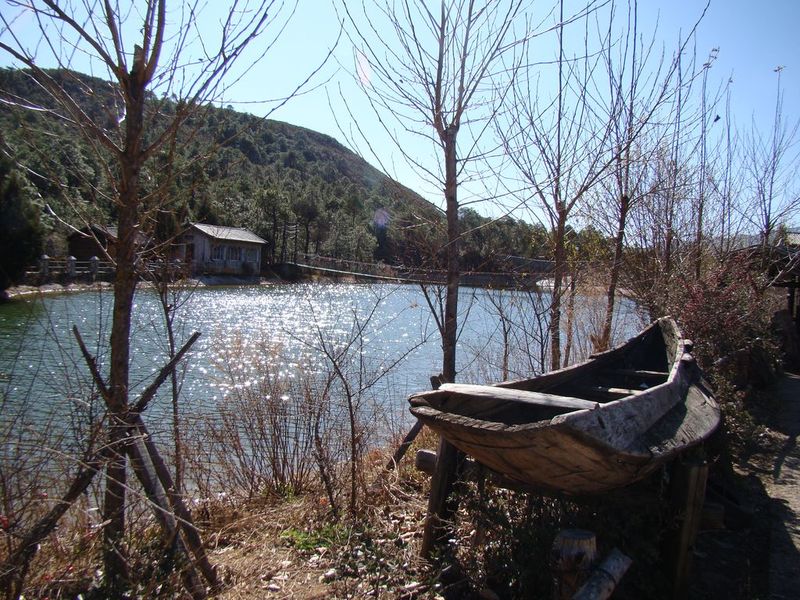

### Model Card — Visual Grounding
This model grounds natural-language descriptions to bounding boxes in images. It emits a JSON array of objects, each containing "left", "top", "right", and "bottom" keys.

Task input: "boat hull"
[{"left": 408, "top": 318, "right": 721, "bottom": 495}]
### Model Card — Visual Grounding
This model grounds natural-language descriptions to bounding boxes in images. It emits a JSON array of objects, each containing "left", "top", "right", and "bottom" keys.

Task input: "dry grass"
[{"left": 202, "top": 438, "right": 433, "bottom": 599}]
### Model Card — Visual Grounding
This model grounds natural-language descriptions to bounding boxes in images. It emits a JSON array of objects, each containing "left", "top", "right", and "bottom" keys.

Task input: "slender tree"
[
  {"left": 0, "top": 0, "right": 318, "bottom": 591},
  {"left": 744, "top": 67, "right": 800, "bottom": 252},
  {"left": 591, "top": 0, "right": 706, "bottom": 350},
  {"left": 337, "top": 0, "right": 529, "bottom": 383},
  {"left": 498, "top": 0, "right": 615, "bottom": 369}
]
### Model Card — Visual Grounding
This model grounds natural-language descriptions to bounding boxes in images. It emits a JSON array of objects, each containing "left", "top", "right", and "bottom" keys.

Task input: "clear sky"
[
  {"left": 267, "top": 1, "right": 800, "bottom": 212},
  {"left": 2, "top": 0, "right": 798, "bottom": 214}
]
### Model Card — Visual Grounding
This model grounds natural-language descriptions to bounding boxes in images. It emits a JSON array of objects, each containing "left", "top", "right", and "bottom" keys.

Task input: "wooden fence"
[{"left": 24, "top": 255, "right": 189, "bottom": 285}]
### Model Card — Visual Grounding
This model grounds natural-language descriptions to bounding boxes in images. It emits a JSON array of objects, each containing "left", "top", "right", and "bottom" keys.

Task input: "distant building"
[
  {"left": 67, "top": 224, "right": 149, "bottom": 261},
  {"left": 179, "top": 223, "right": 267, "bottom": 276}
]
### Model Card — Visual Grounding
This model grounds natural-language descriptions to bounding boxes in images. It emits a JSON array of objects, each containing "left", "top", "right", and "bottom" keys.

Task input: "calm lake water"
[{"left": 0, "top": 282, "right": 643, "bottom": 439}]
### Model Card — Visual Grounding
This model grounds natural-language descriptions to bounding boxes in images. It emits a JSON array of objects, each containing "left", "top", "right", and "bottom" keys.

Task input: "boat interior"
[{"left": 411, "top": 319, "right": 682, "bottom": 426}]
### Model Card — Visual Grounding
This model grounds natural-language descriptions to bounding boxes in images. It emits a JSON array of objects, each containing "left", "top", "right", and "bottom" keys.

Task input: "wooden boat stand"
[{"left": 412, "top": 428, "right": 709, "bottom": 599}]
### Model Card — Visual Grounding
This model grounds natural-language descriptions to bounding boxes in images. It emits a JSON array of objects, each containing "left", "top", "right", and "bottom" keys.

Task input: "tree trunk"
[
  {"left": 598, "top": 194, "right": 629, "bottom": 352},
  {"left": 442, "top": 129, "right": 459, "bottom": 383},
  {"left": 103, "top": 68, "right": 147, "bottom": 591},
  {"left": 549, "top": 210, "right": 567, "bottom": 371},
  {"left": 104, "top": 193, "right": 139, "bottom": 590}
]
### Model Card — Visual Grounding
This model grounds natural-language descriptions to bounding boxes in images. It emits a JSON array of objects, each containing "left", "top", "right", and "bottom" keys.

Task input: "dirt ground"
[
  {"left": 204, "top": 373, "right": 800, "bottom": 600},
  {"left": 689, "top": 371, "right": 800, "bottom": 600},
  {"left": 19, "top": 376, "right": 800, "bottom": 599}
]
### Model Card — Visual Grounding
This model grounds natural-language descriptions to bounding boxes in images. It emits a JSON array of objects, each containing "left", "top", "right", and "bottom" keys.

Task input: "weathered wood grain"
[
  {"left": 438, "top": 383, "right": 598, "bottom": 410},
  {"left": 408, "top": 318, "right": 721, "bottom": 495}
]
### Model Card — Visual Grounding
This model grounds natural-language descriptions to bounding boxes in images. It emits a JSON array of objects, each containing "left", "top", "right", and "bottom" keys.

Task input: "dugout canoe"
[{"left": 408, "top": 317, "right": 720, "bottom": 495}]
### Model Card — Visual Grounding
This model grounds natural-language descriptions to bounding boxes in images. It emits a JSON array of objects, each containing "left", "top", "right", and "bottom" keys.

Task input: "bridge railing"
[
  {"left": 294, "top": 253, "right": 554, "bottom": 286},
  {"left": 296, "top": 254, "right": 400, "bottom": 278},
  {"left": 25, "top": 255, "right": 116, "bottom": 283}
]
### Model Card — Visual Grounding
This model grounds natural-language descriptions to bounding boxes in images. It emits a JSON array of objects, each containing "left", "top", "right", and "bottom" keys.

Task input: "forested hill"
[{"left": 0, "top": 68, "right": 546, "bottom": 269}]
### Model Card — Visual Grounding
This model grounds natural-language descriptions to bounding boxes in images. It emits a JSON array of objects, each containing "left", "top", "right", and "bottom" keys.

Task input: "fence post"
[
  {"left": 89, "top": 256, "right": 99, "bottom": 280},
  {"left": 39, "top": 255, "right": 50, "bottom": 280},
  {"left": 66, "top": 256, "right": 77, "bottom": 278}
]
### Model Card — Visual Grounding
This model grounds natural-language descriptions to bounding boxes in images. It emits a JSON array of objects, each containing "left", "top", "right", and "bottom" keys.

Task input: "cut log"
[
  {"left": 551, "top": 529, "right": 598, "bottom": 599},
  {"left": 572, "top": 548, "right": 632, "bottom": 600},
  {"left": 437, "top": 383, "right": 597, "bottom": 410}
]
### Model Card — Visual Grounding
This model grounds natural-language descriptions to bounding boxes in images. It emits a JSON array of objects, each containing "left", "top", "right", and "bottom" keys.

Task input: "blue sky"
[
  {"left": 2, "top": 1, "right": 798, "bottom": 213},
  {"left": 232, "top": 0, "right": 800, "bottom": 209}
]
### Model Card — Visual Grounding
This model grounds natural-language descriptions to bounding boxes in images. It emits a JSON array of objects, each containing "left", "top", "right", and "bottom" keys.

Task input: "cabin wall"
[
  {"left": 68, "top": 234, "right": 115, "bottom": 261},
  {"left": 188, "top": 231, "right": 261, "bottom": 275}
]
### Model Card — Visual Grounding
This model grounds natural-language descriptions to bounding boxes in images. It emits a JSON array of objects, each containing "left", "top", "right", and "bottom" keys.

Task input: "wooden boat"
[{"left": 408, "top": 317, "right": 720, "bottom": 495}]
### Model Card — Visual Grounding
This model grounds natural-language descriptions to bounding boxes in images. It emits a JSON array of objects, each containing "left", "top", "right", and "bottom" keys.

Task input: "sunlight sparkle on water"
[{"left": 0, "top": 282, "right": 643, "bottom": 434}]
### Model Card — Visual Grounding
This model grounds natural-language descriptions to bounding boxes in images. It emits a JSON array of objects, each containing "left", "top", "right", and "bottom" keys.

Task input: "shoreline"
[
  {"left": 1, "top": 275, "right": 285, "bottom": 302},
  {"left": 2, "top": 274, "right": 631, "bottom": 303}
]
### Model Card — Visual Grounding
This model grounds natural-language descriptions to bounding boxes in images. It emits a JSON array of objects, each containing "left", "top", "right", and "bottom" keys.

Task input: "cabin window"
[
  {"left": 211, "top": 245, "right": 225, "bottom": 261},
  {"left": 245, "top": 248, "right": 258, "bottom": 263},
  {"left": 227, "top": 246, "right": 242, "bottom": 261}
]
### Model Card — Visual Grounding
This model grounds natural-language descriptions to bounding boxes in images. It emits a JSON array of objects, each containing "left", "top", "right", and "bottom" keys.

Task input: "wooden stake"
[
  {"left": 420, "top": 437, "right": 462, "bottom": 560},
  {"left": 665, "top": 450, "right": 708, "bottom": 599},
  {"left": 381, "top": 375, "right": 443, "bottom": 474},
  {"left": 127, "top": 433, "right": 207, "bottom": 599},
  {"left": 72, "top": 327, "right": 218, "bottom": 591},
  {"left": 383, "top": 420, "right": 423, "bottom": 472},
  {"left": 135, "top": 418, "right": 220, "bottom": 590}
]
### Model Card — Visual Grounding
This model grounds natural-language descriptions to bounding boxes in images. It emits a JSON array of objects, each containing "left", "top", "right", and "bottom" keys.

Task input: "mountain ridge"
[{"left": 0, "top": 67, "right": 543, "bottom": 270}]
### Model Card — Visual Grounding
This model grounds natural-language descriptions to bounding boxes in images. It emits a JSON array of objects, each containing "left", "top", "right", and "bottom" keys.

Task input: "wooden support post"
[
  {"left": 794, "top": 277, "right": 800, "bottom": 335},
  {"left": 665, "top": 450, "right": 709, "bottom": 600},
  {"left": 420, "top": 437, "right": 462, "bottom": 560},
  {"left": 550, "top": 529, "right": 597, "bottom": 599},
  {"left": 380, "top": 375, "right": 441, "bottom": 474},
  {"left": 135, "top": 418, "right": 220, "bottom": 591},
  {"left": 383, "top": 420, "right": 423, "bottom": 472}
]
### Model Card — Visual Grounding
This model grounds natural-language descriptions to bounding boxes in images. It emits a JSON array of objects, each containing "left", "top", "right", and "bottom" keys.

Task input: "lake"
[{"left": 0, "top": 282, "right": 643, "bottom": 441}]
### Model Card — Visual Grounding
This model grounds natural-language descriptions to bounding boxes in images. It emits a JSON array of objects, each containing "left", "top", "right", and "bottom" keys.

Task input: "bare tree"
[
  {"left": 498, "top": 0, "right": 616, "bottom": 369},
  {"left": 590, "top": 0, "right": 707, "bottom": 350},
  {"left": 0, "top": 0, "right": 319, "bottom": 592},
  {"left": 336, "top": 0, "right": 533, "bottom": 559},
  {"left": 337, "top": 0, "right": 530, "bottom": 383},
  {"left": 743, "top": 66, "right": 800, "bottom": 252}
]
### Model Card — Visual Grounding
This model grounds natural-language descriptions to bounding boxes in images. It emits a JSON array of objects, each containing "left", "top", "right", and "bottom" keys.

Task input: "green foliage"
[
  {"left": 459, "top": 208, "right": 551, "bottom": 271},
  {"left": 0, "top": 67, "right": 547, "bottom": 269},
  {"left": 280, "top": 523, "right": 350, "bottom": 552},
  {"left": 0, "top": 158, "right": 43, "bottom": 290}
]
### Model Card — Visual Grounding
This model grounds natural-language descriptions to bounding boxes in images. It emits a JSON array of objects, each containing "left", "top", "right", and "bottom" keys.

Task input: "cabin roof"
[
  {"left": 67, "top": 224, "right": 119, "bottom": 240},
  {"left": 190, "top": 223, "right": 267, "bottom": 245}
]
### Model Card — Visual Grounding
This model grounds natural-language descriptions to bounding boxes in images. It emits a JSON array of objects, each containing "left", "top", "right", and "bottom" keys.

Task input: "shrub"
[{"left": 668, "top": 260, "right": 780, "bottom": 370}]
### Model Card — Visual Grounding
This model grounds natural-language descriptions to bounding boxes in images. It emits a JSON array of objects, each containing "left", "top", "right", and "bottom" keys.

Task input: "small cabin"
[
  {"left": 67, "top": 224, "right": 118, "bottom": 261},
  {"left": 67, "top": 224, "right": 150, "bottom": 261},
  {"left": 179, "top": 223, "right": 267, "bottom": 276}
]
